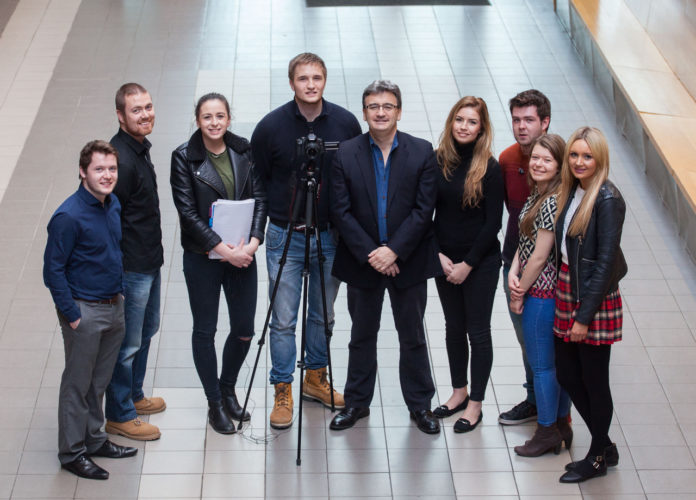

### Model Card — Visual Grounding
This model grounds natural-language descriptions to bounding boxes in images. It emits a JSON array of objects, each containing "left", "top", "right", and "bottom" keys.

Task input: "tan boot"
[
  {"left": 105, "top": 418, "right": 161, "bottom": 441},
  {"left": 302, "top": 367, "right": 345, "bottom": 409},
  {"left": 269, "top": 383, "right": 293, "bottom": 429},
  {"left": 134, "top": 396, "right": 166, "bottom": 415}
]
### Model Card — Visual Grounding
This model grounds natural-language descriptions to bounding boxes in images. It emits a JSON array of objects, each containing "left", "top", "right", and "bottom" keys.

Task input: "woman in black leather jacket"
[
  {"left": 553, "top": 126, "right": 626, "bottom": 483},
  {"left": 171, "top": 93, "right": 267, "bottom": 434}
]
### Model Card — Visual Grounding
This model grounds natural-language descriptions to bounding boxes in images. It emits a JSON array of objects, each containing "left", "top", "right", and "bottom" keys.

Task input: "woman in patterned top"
[
  {"left": 508, "top": 134, "right": 571, "bottom": 457},
  {"left": 553, "top": 127, "right": 627, "bottom": 483}
]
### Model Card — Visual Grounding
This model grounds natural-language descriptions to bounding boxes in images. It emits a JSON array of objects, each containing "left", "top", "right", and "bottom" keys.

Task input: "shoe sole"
[
  {"left": 269, "top": 420, "right": 293, "bottom": 430},
  {"left": 301, "top": 393, "right": 346, "bottom": 410},
  {"left": 498, "top": 415, "right": 537, "bottom": 425},
  {"left": 135, "top": 404, "right": 167, "bottom": 415},
  {"left": 104, "top": 425, "right": 161, "bottom": 441}
]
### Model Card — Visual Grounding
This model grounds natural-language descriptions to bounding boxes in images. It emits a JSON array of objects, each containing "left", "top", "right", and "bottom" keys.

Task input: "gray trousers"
[{"left": 57, "top": 297, "right": 125, "bottom": 464}]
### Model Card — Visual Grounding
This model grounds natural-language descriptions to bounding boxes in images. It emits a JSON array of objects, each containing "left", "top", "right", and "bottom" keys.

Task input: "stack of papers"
[{"left": 208, "top": 199, "right": 255, "bottom": 259}]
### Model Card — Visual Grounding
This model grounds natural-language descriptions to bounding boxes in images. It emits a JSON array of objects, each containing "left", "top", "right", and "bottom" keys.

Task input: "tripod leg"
[
  {"left": 312, "top": 192, "right": 336, "bottom": 412},
  {"left": 296, "top": 224, "right": 312, "bottom": 466},
  {"left": 238, "top": 225, "right": 295, "bottom": 431}
]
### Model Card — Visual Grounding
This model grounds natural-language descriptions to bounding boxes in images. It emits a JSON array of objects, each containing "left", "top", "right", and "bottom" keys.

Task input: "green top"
[{"left": 207, "top": 150, "right": 235, "bottom": 200}]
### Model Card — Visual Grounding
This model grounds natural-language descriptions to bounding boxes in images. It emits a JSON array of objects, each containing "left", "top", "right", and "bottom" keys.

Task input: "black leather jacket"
[
  {"left": 171, "top": 129, "right": 267, "bottom": 254},
  {"left": 555, "top": 180, "right": 627, "bottom": 325}
]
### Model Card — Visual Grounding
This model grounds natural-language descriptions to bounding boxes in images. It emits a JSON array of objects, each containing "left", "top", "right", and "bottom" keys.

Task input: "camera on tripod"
[{"left": 296, "top": 133, "right": 339, "bottom": 163}]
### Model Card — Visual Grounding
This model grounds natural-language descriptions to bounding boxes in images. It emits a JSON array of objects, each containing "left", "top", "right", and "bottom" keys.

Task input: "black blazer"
[
  {"left": 330, "top": 131, "right": 441, "bottom": 289},
  {"left": 171, "top": 129, "right": 268, "bottom": 254}
]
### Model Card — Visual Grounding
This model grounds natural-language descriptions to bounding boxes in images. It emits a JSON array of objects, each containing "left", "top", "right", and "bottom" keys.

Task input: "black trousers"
[
  {"left": 554, "top": 336, "right": 613, "bottom": 456},
  {"left": 344, "top": 279, "right": 435, "bottom": 411},
  {"left": 434, "top": 254, "right": 499, "bottom": 401}
]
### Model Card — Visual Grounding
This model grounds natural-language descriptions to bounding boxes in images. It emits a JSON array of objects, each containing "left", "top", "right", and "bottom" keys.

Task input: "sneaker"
[
  {"left": 269, "top": 383, "right": 293, "bottom": 429},
  {"left": 302, "top": 367, "right": 345, "bottom": 409},
  {"left": 105, "top": 418, "right": 161, "bottom": 441},
  {"left": 134, "top": 396, "right": 166, "bottom": 415},
  {"left": 498, "top": 400, "right": 537, "bottom": 425}
]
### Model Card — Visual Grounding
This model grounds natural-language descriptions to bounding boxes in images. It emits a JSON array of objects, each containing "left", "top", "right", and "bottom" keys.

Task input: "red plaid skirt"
[{"left": 553, "top": 263, "right": 622, "bottom": 345}]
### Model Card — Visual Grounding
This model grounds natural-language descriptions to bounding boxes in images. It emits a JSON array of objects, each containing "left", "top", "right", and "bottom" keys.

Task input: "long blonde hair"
[
  {"left": 519, "top": 134, "right": 565, "bottom": 238},
  {"left": 555, "top": 127, "right": 610, "bottom": 237},
  {"left": 436, "top": 96, "right": 494, "bottom": 207}
]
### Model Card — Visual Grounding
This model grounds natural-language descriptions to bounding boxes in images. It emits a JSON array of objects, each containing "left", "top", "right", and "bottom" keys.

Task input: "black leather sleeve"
[
  {"left": 246, "top": 150, "right": 268, "bottom": 244},
  {"left": 575, "top": 194, "right": 626, "bottom": 324},
  {"left": 170, "top": 147, "right": 222, "bottom": 252}
]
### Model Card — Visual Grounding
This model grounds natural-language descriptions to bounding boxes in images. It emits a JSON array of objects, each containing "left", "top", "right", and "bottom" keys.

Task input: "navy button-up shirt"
[
  {"left": 369, "top": 134, "right": 399, "bottom": 244},
  {"left": 43, "top": 184, "right": 123, "bottom": 322}
]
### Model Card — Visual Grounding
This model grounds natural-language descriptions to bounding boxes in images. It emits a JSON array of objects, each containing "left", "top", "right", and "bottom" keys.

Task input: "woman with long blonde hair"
[
  {"left": 508, "top": 134, "right": 572, "bottom": 457},
  {"left": 553, "top": 127, "right": 627, "bottom": 483},
  {"left": 431, "top": 96, "right": 503, "bottom": 433}
]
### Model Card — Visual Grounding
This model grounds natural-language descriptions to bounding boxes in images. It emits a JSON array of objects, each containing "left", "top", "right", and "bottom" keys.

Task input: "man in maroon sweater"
[{"left": 498, "top": 90, "right": 551, "bottom": 425}]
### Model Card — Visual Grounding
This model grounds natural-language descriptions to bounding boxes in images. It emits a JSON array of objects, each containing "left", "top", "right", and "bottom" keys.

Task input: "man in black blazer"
[{"left": 329, "top": 80, "right": 441, "bottom": 434}]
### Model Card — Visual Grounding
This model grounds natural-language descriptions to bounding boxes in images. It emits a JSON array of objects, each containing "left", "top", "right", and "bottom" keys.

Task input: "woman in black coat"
[
  {"left": 553, "top": 126, "right": 626, "bottom": 483},
  {"left": 171, "top": 93, "right": 267, "bottom": 434}
]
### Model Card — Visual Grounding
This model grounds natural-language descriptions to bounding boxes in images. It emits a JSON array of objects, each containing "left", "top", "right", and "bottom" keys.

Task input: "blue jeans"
[
  {"left": 183, "top": 251, "right": 256, "bottom": 401},
  {"left": 522, "top": 296, "right": 571, "bottom": 426},
  {"left": 265, "top": 223, "right": 340, "bottom": 385},
  {"left": 105, "top": 270, "right": 161, "bottom": 423},
  {"left": 503, "top": 263, "right": 535, "bottom": 406}
]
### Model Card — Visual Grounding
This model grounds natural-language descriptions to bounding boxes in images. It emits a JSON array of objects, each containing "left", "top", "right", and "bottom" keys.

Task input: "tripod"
[{"left": 239, "top": 157, "right": 337, "bottom": 466}]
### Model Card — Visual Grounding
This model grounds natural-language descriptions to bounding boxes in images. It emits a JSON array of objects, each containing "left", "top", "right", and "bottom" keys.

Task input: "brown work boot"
[
  {"left": 302, "top": 367, "right": 345, "bottom": 409},
  {"left": 105, "top": 418, "right": 161, "bottom": 441},
  {"left": 269, "top": 383, "right": 293, "bottom": 429},
  {"left": 134, "top": 396, "right": 166, "bottom": 415}
]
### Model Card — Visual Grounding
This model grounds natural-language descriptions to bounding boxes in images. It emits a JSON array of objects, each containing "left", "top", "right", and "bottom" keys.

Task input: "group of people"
[{"left": 43, "top": 52, "right": 626, "bottom": 485}]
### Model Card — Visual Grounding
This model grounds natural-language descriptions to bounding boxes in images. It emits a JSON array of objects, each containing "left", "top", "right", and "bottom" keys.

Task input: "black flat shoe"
[
  {"left": 330, "top": 407, "right": 370, "bottom": 430},
  {"left": 221, "top": 389, "right": 251, "bottom": 422},
  {"left": 432, "top": 396, "right": 470, "bottom": 418},
  {"left": 454, "top": 410, "right": 483, "bottom": 433},
  {"left": 559, "top": 456, "right": 607, "bottom": 483},
  {"left": 410, "top": 409, "right": 441, "bottom": 434},
  {"left": 208, "top": 400, "right": 236, "bottom": 434},
  {"left": 61, "top": 454, "right": 109, "bottom": 480},
  {"left": 91, "top": 440, "right": 137, "bottom": 459},
  {"left": 565, "top": 443, "right": 619, "bottom": 471}
]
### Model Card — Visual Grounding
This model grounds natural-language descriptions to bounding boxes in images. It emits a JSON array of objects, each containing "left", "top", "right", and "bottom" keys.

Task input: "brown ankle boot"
[
  {"left": 557, "top": 415, "right": 573, "bottom": 450},
  {"left": 269, "top": 383, "right": 293, "bottom": 429},
  {"left": 514, "top": 423, "right": 563, "bottom": 457}
]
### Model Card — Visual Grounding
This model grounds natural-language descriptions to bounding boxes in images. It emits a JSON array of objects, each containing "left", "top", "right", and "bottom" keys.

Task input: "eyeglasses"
[{"left": 364, "top": 103, "right": 399, "bottom": 112}]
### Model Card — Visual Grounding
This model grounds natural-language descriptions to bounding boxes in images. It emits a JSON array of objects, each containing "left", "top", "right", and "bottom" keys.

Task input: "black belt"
[
  {"left": 75, "top": 295, "right": 120, "bottom": 305},
  {"left": 270, "top": 218, "right": 328, "bottom": 232}
]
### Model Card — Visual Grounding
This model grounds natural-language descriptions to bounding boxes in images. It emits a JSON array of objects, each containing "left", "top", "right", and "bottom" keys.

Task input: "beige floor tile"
[
  {"left": 138, "top": 474, "right": 202, "bottom": 498},
  {"left": 622, "top": 424, "right": 686, "bottom": 446},
  {"left": 204, "top": 450, "right": 265, "bottom": 474},
  {"left": 74, "top": 474, "right": 140, "bottom": 499},
  {"left": 448, "top": 447, "right": 512, "bottom": 472},
  {"left": 145, "top": 428, "right": 205, "bottom": 451},
  {"left": 515, "top": 470, "right": 581, "bottom": 496},
  {"left": 11, "top": 473, "right": 77, "bottom": 498},
  {"left": 201, "top": 473, "right": 264, "bottom": 498},
  {"left": 452, "top": 471, "right": 518, "bottom": 496},
  {"left": 578, "top": 469, "right": 645, "bottom": 495},
  {"left": 630, "top": 445, "right": 696, "bottom": 469},
  {"left": 639, "top": 469, "right": 696, "bottom": 494},
  {"left": 141, "top": 450, "right": 203, "bottom": 474},
  {"left": 328, "top": 472, "right": 389, "bottom": 497}
]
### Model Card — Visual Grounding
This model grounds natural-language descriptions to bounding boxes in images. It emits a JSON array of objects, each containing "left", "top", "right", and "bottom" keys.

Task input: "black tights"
[{"left": 554, "top": 336, "right": 613, "bottom": 456}]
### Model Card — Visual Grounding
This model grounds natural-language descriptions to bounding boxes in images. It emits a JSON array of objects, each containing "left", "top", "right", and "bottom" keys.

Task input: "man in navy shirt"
[
  {"left": 251, "top": 53, "right": 362, "bottom": 429},
  {"left": 44, "top": 140, "right": 137, "bottom": 480}
]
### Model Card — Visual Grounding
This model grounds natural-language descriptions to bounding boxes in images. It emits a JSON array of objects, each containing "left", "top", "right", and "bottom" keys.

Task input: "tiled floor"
[{"left": 1, "top": 0, "right": 695, "bottom": 498}]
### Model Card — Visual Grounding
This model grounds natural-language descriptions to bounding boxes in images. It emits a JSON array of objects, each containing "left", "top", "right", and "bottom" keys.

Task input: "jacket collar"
[{"left": 186, "top": 129, "right": 249, "bottom": 162}]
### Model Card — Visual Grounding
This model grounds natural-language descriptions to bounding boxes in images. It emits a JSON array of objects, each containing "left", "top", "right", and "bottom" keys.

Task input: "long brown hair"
[
  {"left": 555, "top": 127, "right": 610, "bottom": 237},
  {"left": 519, "top": 134, "right": 565, "bottom": 237},
  {"left": 436, "top": 96, "right": 494, "bottom": 207}
]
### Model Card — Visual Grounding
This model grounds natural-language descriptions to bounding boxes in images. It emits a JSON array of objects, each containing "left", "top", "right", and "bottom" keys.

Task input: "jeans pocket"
[{"left": 265, "top": 224, "right": 286, "bottom": 251}]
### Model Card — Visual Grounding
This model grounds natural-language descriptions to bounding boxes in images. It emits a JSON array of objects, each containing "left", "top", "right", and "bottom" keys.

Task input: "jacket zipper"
[{"left": 575, "top": 235, "right": 583, "bottom": 302}]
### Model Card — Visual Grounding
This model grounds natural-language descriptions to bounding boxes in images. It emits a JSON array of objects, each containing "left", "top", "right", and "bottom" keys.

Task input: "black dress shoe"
[
  {"left": 565, "top": 443, "right": 618, "bottom": 471},
  {"left": 410, "top": 409, "right": 441, "bottom": 434},
  {"left": 559, "top": 455, "right": 607, "bottom": 483},
  {"left": 208, "top": 400, "right": 236, "bottom": 434},
  {"left": 453, "top": 410, "right": 483, "bottom": 433},
  {"left": 91, "top": 440, "right": 137, "bottom": 459},
  {"left": 221, "top": 388, "right": 251, "bottom": 422},
  {"left": 330, "top": 407, "right": 370, "bottom": 430},
  {"left": 61, "top": 454, "right": 109, "bottom": 480},
  {"left": 433, "top": 396, "right": 470, "bottom": 418}
]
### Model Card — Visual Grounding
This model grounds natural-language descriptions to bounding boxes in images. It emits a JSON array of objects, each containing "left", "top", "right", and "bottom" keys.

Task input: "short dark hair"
[
  {"left": 288, "top": 53, "right": 327, "bottom": 80},
  {"left": 362, "top": 80, "right": 402, "bottom": 109},
  {"left": 508, "top": 89, "right": 551, "bottom": 123},
  {"left": 115, "top": 83, "right": 148, "bottom": 112},
  {"left": 195, "top": 92, "right": 231, "bottom": 120},
  {"left": 79, "top": 140, "right": 118, "bottom": 171}
]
